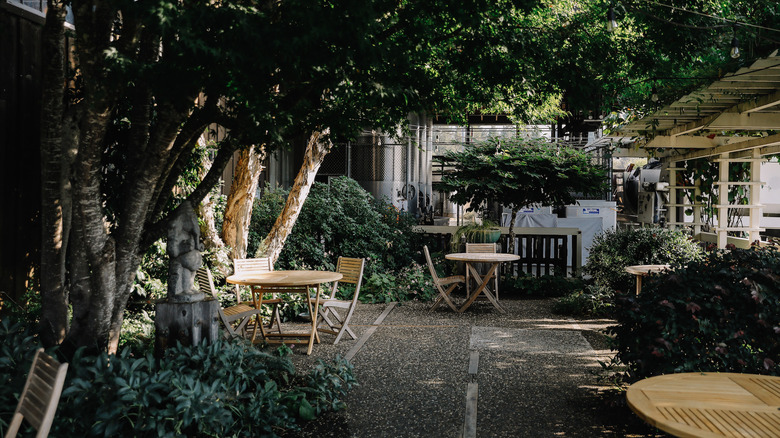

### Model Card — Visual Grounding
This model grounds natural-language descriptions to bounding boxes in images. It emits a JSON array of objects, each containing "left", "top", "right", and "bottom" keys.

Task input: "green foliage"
[
  {"left": 584, "top": 227, "right": 705, "bottom": 295},
  {"left": 679, "top": 158, "right": 752, "bottom": 229},
  {"left": 0, "top": 321, "right": 355, "bottom": 438},
  {"left": 250, "top": 177, "right": 422, "bottom": 280},
  {"left": 439, "top": 137, "right": 607, "bottom": 216},
  {"left": 610, "top": 246, "right": 780, "bottom": 380},
  {"left": 132, "top": 240, "right": 168, "bottom": 304},
  {"left": 118, "top": 310, "right": 156, "bottom": 357},
  {"left": 359, "top": 263, "right": 437, "bottom": 304},
  {"left": 553, "top": 284, "right": 615, "bottom": 318},
  {"left": 502, "top": 274, "right": 583, "bottom": 298}
]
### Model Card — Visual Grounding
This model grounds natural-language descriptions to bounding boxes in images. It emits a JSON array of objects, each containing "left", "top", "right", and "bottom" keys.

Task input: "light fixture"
[
  {"left": 730, "top": 24, "right": 740, "bottom": 59},
  {"left": 730, "top": 35, "right": 740, "bottom": 59},
  {"left": 651, "top": 85, "right": 659, "bottom": 102},
  {"left": 607, "top": 4, "right": 617, "bottom": 32}
]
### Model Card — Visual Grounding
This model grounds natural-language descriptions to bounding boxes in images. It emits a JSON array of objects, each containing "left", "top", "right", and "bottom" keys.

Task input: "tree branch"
[{"left": 141, "top": 139, "right": 240, "bottom": 249}]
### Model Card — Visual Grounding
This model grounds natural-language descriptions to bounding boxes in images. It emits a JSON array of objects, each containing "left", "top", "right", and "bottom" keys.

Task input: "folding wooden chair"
[
  {"left": 465, "top": 243, "right": 500, "bottom": 300},
  {"left": 233, "top": 257, "right": 282, "bottom": 335},
  {"left": 196, "top": 266, "right": 261, "bottom": 340},
  {"left": 5, "top": 348, "right": 68, "bottom": 438},
  {"left": 309, "top": 257, "right": 365, "bottom": 344},
  {"left": 424, "top": 245, "right": 464, "bottom": 312}
]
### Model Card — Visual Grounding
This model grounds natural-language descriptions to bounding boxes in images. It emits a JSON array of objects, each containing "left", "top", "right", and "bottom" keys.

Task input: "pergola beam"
[
  {"left": 676, "top": 133, "right": 780, "bottom": 161},
  {"left": 736, "top": 90, "right": 780, "bottom": 114}
]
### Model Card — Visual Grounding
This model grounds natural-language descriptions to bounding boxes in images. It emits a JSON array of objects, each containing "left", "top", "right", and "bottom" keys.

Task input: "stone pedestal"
[{"left": 154, "top": 298, "right": 219, "bottom": 357}]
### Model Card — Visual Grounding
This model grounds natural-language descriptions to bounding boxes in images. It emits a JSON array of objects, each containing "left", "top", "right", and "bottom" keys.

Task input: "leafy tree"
[
  {"left": 39, "top": 0, "right": 570, "bottom": 354},
  {"left": 439, "top": 136, "right": 607, "bottom": 252}
]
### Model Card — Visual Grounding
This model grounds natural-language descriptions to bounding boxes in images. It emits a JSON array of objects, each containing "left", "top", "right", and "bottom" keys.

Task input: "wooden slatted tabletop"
[{"left": 626, "top": 372, "right": 780, "bottom": 437}]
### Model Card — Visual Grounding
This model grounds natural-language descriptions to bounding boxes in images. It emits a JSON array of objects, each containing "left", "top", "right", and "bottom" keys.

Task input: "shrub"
[
  {"left": 610, "top": 245, "right": 780, "bottom": 380},
  {"left": 502, "top": 274, "right": 583, "bottom": 298},
  {"left": 584, "top": 227, "right": 704, "bottom": 294},
  {"left": 553, "top": 284, "right": 614, "bottom": 317},
  {"left": 249, "top": 177, "right": 421, "bottom": 279},
  {"left": 0, "top": 320, "right": 355, "bottom": 438},
  {"left": 359, "top": 262, "right": 437, "bottom": 303}
]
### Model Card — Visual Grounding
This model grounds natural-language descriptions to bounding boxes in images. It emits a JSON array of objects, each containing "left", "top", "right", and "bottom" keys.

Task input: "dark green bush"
[
  {"left": 552, "top": 284, "right": 615, "bottom": 317},
  {"left": 501, "top": 274, "right": 583, "bottom": 298},
  {"left": 585, "top": 227, "right": 705, "bottom": 294},
  {"left": 610, "top": 245, "right": 780, "bottom": 380},
  {"left": 0, "top": 320, "right": 355, "bottom": 438},
  {"left": 359, "top": 262, "right": 437, "bottom": 303},
  {"left": 249, "top": 176, "right": 422, "bottom": 281}
]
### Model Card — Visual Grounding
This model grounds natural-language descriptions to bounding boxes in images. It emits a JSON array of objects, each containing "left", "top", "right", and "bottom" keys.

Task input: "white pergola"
[{"left": 612, "top": 49, "right": 780, "bottom": 248}]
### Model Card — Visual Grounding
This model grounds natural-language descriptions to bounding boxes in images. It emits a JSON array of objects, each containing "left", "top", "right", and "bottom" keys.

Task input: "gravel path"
[{"left": 274, "top": 297, "right": 667, "bottom": 437}]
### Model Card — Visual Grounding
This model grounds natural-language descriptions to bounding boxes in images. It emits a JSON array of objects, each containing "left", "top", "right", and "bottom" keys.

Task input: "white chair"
[
  {"left": 5, "top": 348, "right": 68, "bottom": 438},
  {"left": 465, "top": 243, "right": 500, "bottom": 300},
  {"left": 196, "top": 266, "right": 261, "bottom": 340},
  {"left": 309, "top": 257, "right": 365, "bottom": 344},
  {"left": 424, "top": 245, "right": 464, "bottom": 312},
  {"left": 233, "top": 257, "right": 282, "bottom": 335}
]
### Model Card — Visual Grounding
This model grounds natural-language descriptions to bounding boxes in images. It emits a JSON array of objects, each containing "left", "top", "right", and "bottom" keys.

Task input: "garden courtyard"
[{"left": 3, "top": 0, "right": 780, "bottom": 437}]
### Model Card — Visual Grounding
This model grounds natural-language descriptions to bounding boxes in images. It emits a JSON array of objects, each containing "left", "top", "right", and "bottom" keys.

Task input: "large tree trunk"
[
  {"left": 257, "top": 130, "right": 331, "bottom": 263},
  {"left": 39, "top": 0, "right": 70, "bottom": 347},
  {"left": 222, "top": 144, "right": 266, "bottom": 260}
]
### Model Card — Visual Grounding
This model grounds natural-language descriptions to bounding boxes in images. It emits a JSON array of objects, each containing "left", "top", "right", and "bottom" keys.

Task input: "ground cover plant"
[
  {"left": 610, "top": 245, "right": 780, "bottom": 380},
  {"left": 0, "top": 319, "right": 354, "bottom": 438},
  {"left": 556, "top": 227, "right": 704, "bottom": 317}
]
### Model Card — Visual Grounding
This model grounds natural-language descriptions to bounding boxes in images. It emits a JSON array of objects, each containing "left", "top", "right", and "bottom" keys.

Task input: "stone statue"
[{"left": 167, "top": 201, "right": 205, "bottom": 302}]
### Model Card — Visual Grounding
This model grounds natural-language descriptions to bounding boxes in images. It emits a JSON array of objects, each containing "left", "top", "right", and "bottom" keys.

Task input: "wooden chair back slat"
[
  {"left": 6, "top": 348, "right": 68, "bottom": 438},
  {"left": 336, "top": 257, "right": 364, "bottom": 285},
  {"left": 195, "top": 267, "right": 218, "bottom": 299},
  {"left": 233, "top": 257, "right": 273, "bottom": 274},
  {"left": 466, "top": 243, "right": 497, "bottom": 253},
  {"left": 423, "top": 245, "right": 442, "bottom": 283}
]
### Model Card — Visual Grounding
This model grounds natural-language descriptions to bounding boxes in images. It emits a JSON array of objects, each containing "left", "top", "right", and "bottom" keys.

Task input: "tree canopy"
[{"left": 440, "top": 137, "right": 608, "bottom": 214}]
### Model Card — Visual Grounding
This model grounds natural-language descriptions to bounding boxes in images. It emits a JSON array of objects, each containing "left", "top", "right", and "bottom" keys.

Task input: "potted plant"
[{"left": 450, "top": 219, "right": 501, "bottom": 251}]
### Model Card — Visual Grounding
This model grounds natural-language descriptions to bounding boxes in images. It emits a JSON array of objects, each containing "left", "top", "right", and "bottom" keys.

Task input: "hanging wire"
[{"left": 633, "top": 0, "right": 780, "bottom": 34}]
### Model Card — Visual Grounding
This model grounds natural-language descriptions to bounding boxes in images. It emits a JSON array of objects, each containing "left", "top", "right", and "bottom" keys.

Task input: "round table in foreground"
[{"left": 626, "top": 372, "right": 780, "bottom": 437}]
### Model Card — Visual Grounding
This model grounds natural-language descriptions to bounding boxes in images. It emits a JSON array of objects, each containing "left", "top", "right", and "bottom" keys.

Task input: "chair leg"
[{"left": 430, "top": 283, "right": 459, "bottom": 312}]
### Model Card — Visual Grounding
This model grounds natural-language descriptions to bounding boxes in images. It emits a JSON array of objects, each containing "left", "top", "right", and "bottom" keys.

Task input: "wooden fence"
[{"left": 415, "top": 225, "right": 582, "bottom": 277}]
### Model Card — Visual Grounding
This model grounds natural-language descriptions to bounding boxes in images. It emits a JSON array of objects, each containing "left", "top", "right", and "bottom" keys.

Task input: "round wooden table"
[
  {"left": 445, "top": 253, "right": 520, "bottom": 313},
  {"left": 627, "top": 372, "right": 780, "bottom": 437},
  {"left": 624, "top": 264, "right": 670, "bottom": 295},
  {"left": 227, "top": 270, "right": 342, "bottom": 354}
]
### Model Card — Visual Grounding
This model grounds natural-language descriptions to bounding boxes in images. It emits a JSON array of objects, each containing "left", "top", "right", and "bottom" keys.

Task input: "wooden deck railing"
[{"left": 415, "top": 225, "right": 582, "bottom": 277}]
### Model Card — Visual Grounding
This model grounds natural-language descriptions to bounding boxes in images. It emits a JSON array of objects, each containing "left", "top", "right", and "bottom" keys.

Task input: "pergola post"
[
  {"left": 749, "top": 149, "right": 763, "bottom": 244},
  {"left": 667, "top": 160, "right": 677, "bottom": 229},
  {"left": 717, "top": 153, "right": 729, "bottom": 249},
  {"left": 693, "top": 176, "right": 702, "bottom": 236}
]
